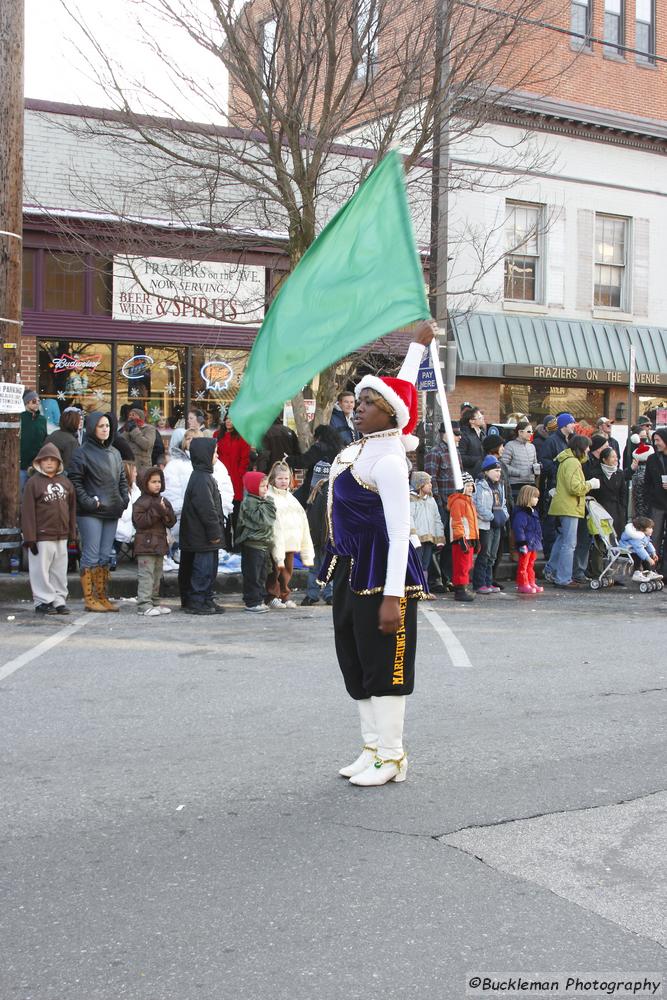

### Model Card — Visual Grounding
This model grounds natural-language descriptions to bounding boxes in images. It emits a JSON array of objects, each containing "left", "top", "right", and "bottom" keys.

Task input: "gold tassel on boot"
[
  {"left": 81, "top": 568, "right": 108, "bottom": 613},
  {"left": 93, "top": 565, "right": 119, "bottom": 612}
]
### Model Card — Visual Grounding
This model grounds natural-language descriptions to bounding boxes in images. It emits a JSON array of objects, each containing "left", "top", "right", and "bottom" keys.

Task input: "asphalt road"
[{"left": 1, "top": 586, "right": 665, "bottom": 1000}]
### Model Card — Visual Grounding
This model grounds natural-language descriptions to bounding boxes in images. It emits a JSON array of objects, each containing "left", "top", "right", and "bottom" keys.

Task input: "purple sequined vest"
[{"left": 318, "top": 467, "right": 428, "bottom": 596}]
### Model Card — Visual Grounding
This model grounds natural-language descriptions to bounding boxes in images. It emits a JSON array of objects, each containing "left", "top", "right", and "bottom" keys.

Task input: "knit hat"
[
  {"left": 633, "top": 443, "right": 654, "bottom": 463},
  {"left": 355, "top": 374, "right": 419, "bottom": 450},
  {"left": 557, "top": 412, "right": 575, "bottom": 429},
  {"left": 411, "top": 471, "right": 431, "bottom": 491},
  {"left": 637, "top": 415, "right": 652, "bottom": 426},
  {"left": 481, "top": 456, "right": 501, "bottom": 472},
  {"left": 654, "top": 428, "right": 667, "bottom": 448},
  {"left": 243, "top": 471, "right": 268, "bottom": 496},
  {"left": 23, "top": 389, "right": 39, "bottom": 404},
  {"left": 461, "top": 471, "right": 475, "bottom": 489},
  {"left": 590, "top": 433, "right": 608, "bottom": 452},
  {"left": 483, "top": 434, "right": 503, "bottom": 455}
]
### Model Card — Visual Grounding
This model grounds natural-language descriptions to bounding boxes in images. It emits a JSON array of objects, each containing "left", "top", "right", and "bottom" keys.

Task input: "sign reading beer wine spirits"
[{"left": 112, "top": 256, "right": 266, "bottom": 326}]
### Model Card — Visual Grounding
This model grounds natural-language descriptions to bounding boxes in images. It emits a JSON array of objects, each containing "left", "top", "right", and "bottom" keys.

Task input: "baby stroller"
[{"left": 585, "top": 498, "right": 635, "bottom": 590}]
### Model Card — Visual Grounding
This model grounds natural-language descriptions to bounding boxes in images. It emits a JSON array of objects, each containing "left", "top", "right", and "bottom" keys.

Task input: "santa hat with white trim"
[{"left": 355, "top": 374, "right": 419, "bottom": 451}]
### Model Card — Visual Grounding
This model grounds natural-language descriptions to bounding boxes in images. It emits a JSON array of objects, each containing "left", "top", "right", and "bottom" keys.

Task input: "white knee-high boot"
[
  {"left": 338, "top": 699, "right": 379, "bottom": 777},
  {"left": 349, "top": 695, "right": 407, "bottom": 786}
]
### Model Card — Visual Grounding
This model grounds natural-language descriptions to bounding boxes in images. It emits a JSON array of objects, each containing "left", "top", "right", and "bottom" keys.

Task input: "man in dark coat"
[
  {"left": 595, "top": 416, "right": 621, "bottom": 462},
  {"left": 179, "top": 438, "right": 225, "bottom": 615},
  {"left": 644, "top": 428, "right": 667, "bottom": 575},
  {"left": 458, "top": 407, "right": 486, "bottom": 473},
  {"left": 539, "top": 412, "right": 576, "bottom": 560},
  {"left": 329, "top": 391, "right": 357, "bottom": 447},
  {"left": 257, "top": 415, "right": 301, "bottom": 472}
]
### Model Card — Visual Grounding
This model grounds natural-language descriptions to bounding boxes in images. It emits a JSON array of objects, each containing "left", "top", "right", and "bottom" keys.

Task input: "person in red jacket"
[{"left": 215, "top": 415, "right": 251, "bottom": 548}]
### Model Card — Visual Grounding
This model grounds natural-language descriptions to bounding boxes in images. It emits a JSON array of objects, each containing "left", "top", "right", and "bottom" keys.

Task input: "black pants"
[
  {"left": 178, "top": 550, "right": 194, "bottom": 608},
  {"left": 332, "top": 558, "right": 417, "bottom": 700},
  {"left": 187, "top": 550, "right": 218, "bottom": 609},
  {"left": 241, "top": 544, "right": 269, "bottom": 607}
]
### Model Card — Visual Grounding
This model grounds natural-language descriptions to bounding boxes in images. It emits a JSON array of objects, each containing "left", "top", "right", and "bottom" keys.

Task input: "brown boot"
[
  {"left": 81, "top": 568, "right": 108, "bottom": 612},
  {"left": 92, "top": 565, "right": 119, "bottom": 612}
]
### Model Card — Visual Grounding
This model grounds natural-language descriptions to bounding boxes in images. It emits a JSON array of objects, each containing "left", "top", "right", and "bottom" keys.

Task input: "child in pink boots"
[{"left": 511, "top": 485, "right": 543, "bottom": 594}]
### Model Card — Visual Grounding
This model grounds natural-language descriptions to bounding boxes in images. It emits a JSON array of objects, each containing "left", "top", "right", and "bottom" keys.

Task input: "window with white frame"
[
  {"left": 594, "top": 214, "right": 629, "bottom": 309},
  {"left": 504, "top": 203, "right": 543, "bottom": 302},
  {"left": 261, "top": 18, "right": 277, "bottom": 80},
  {"left": 603, "top": 0, "right": 623, "bottom": 54},
  {"left": 570, "top": 0, "right": 592, "bottom": 46},
  {"left": 354, "top": 0, "right": 379, "bottom": 80},
  {"left": 636, "top": 0, "right": 655, "bottom": 62}
]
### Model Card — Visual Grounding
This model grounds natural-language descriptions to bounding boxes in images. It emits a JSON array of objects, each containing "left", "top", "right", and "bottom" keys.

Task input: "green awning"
[{"left": 451, "top": 313, "right": 667, "bottom": 385}]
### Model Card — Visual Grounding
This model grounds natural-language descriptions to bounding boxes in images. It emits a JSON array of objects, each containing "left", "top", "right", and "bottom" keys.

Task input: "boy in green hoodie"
[{"left": 236, "top": 471, "right": 283, "bottom": 613}]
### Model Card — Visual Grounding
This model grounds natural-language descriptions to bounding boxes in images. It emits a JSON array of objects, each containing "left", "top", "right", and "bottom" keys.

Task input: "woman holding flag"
[{"left": 318, "top": 320, "right": 438, "bottom": 786}]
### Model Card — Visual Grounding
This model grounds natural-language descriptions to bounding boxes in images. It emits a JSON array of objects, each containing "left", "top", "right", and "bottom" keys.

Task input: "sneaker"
[
  {"left": 531, "top": 584, "right": 544, "bottom": 593},
  {"left": 157, "top": 606, "right": 172, "bottom": 615},
  {"left": 55, "top": 604, "right": 71, "bottom": 615},
  {"left": 554, "top": 581, "right": 580, "bottom": 589},
  {"left": 282, "top": 599, "right": 298, "bottom": 609},
  {"left": 516, "top": 584, "right": 534, "bottom": 594},
  {"left": 491, "top": 582, "right": 505, "bottom": 591},
  {"left": 183, "top": 605, "right": 216, "bottom": 615},
  {"left": 142, "top": 606, "right": 162, "bottom": 617},
  {"left": 162, "top": 557, "right": 178, "bottom": 573},
  {"left": 475, "top": 586, "right": 494, "bottom": 594},
  {"left": 300, "top": 596, "right": 320, "bottom": 606},
  {"left": 35, "top": 602, "right": 57, "bottom": 615},
  {"left": 488, "top": 585, "right": 502, "bottom": 593},
  {"left": 268, "top": 598, "right": 286, "bottom": 609},
  {"left": 542, "top": 568, "right": 555, "bottom": 583},
  {"left": 454, "top": 588, "right": 475, "bottom": 602},
  {"left": 244, "top": 604, "right": 269, "bottom": 613},
  {"left": 204, "top": 602, "right": 226, "bottom": 614}
]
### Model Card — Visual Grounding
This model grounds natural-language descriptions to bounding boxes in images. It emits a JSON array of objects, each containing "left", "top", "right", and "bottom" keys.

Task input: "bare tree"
[{"left": 40, "top": 0, "right": 574, "bottom": 443}]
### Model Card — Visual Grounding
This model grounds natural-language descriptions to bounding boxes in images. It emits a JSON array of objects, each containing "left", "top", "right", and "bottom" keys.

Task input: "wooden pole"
[{"left": 0, "top": 0, "right": 24, "bottom": 569}]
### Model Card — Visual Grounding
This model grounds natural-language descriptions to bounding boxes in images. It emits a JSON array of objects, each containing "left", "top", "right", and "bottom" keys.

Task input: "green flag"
[{"left": 229, "top": 150, "right": 429, "bottom": 446}]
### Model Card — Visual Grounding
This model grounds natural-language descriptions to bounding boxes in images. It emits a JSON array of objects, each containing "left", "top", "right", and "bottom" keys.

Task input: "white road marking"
[
  {"left": 420, "top": 605, "right": 473, "bottom": 669},
  {"left": 0, "top": 616, "right": 89, "bottom": 683}
]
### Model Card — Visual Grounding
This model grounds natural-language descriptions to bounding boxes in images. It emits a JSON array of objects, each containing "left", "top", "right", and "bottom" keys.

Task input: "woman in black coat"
[
  {"left": 588, "top": 446, "right": 627, "bottom": 536},
  {"left": 178, "top": 438, "right": 226, "bottom": 614},
  {"left": 68, "top": 411, "right": 129, "bottom": 611},
  {"left": 286, "top": 424, "right": 344, "bottom": 505},
  {"left": 44, "top": 407, "right": 81, "bottom": 471}
]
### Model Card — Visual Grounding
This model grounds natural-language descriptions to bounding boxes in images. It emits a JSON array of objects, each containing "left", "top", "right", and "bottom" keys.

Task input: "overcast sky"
[{"left": 24, "top": 0, "right": 228, "bottom": 122}]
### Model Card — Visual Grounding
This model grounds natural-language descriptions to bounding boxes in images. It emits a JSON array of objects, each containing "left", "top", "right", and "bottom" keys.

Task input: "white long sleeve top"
[{"left": 331, "top": 341, "right": 423, "bottom": 597}]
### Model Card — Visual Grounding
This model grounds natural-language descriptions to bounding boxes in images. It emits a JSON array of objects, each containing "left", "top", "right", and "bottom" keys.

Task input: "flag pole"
[{"left": 430, "top": 336, "right": 463, "bottom": 491}]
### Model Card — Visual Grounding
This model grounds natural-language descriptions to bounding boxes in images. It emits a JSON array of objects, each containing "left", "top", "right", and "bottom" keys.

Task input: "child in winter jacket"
[
  {"left": 620, "top": 516, "right": 659, "bottom": 568},
  {"left": 446, "top": 471, "right": 479, "bottom": 602},
  {"left": 267, "top": 461, "right": 315, "bottom": 608},
  {"left": 511, "top": 484, "right": 544, "bottom": 594},
  {"left": 177, "top": 438, "right": 226, "bottom": 615},
  {"left": 21, "top": 442, "right": 77, "bottom": 615},
  {"left": 410, "top": 471, "right": 445, "bottom": 575},
  {"left": 132, "top": 466, "right": 177, "bottom": 616},
  {"left": 473, "top": 456, "right": 509, "bottom": 594},
  {"left": 237, "top": 471, "right": 282, "bottom": 613}
]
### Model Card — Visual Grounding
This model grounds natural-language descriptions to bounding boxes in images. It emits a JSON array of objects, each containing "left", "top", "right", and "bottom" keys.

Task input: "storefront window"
[
  {"left": 39, "top": 340, "right": 114, "bottom": 414},
  {"left": 116, "top": 345, "right": 187, "bottom": 427},
  {"left": 500, "top": 383, "right": 606, "bottom": 426},
  {"left": 190, "top": 348, "right": 250, "bottom": 431},
  {"left": 44, "top": 252, "right": 86, "bottom": 312},
  {"left": 22, "top": 249, "right": 35, "bottom": 309}
]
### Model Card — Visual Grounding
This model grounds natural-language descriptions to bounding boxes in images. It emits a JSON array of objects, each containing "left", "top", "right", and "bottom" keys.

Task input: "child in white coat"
[
  {"left": 409, "top": 471, "right": 445, "bottom": 575},
  {"left": 267, "top": 461, "right": 315, "bottom": 608}
]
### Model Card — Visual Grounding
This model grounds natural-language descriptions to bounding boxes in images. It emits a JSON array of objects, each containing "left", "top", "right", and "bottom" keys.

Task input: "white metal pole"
[{"left": 430, "top": 337, "right": 463, "bottom": 490}]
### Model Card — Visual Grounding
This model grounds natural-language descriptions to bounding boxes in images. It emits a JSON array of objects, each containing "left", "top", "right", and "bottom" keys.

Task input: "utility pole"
[
  {"left": 0, "top": 1, "right": 25, "bottom": 570},
  {"left": 428, "top": 0, "right": 457, "bottom": 446}
]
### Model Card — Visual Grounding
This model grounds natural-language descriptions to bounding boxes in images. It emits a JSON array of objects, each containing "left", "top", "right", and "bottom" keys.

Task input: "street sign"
[
  {"left": 417, "top": 349, "right": 437, "bottom": 392},
  {"left": 0, "top": 381, "right": 24, "bottom": 413}
]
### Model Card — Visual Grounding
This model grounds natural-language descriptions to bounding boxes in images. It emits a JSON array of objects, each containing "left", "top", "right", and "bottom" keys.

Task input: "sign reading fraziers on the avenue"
[
  {"left": 504, "top": 363, "right": 667, "bottom": 388},
  {"left": 112, "top": 257, "right": 266, "bottom": 326}
]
